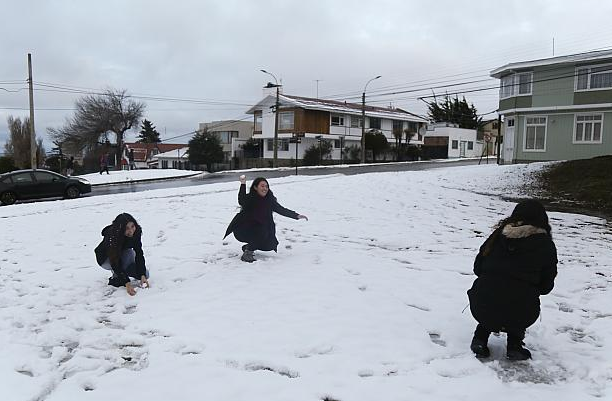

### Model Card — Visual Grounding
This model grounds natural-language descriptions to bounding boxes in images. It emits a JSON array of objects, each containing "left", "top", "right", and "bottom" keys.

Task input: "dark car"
[{"left": 0, "top": 169, "right": 91, "bottom": 205}]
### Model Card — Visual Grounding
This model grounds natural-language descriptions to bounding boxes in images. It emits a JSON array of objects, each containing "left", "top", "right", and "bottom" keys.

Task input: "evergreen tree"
[
  {"left": 137, "top": 119, "right": 161, "bottom": 143},
  {"left": 364, "top": 130, "right": 388, "bottom": 162},
  {"left": 427, "top": 95, "right": 481, "bottom": 129},
  {"left": 188, "top": 129, "right": 224, "bottom": 171}
]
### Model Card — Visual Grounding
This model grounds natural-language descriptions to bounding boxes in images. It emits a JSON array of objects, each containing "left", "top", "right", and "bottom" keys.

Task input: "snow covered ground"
[
  {"left": 1, "top": 163, "right": 611, "bottom": 401},
  {"left": 78, "top": 169, "right": 201, "bottom": 185}
]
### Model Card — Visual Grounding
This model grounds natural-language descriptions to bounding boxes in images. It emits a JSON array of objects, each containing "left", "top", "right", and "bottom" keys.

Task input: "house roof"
[
  {"left": 152, "top": 147, "right": 189, "bottom": 159},
  {"left": 490, "top": 49, "right": 612, "bottom": 78},
  {"left": 246, "top": 94, "right": 427, "bottom": 123},
  {"left": 125, "top": 142, "right": 186, "bottom": 162}
]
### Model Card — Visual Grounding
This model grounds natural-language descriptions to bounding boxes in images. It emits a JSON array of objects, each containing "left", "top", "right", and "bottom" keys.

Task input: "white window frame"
[
  {"left": 517, "top": 72, "right": 533, "bottom": 96},
  {"left": 573, "top": 113, "right": 604, "bottom": 144},
  {"left": 350, "top": 115, "right": 363, "bottom": 128},
  {"left": 574, "top": 63, "right": 612, "bottom": 92},
  {"left": 523, "top": 115, "right": 547, "bottom": 152},
  {"left": 500, "top": 72, "right": 533, "bottom": 99},
  {"left": 331, "top": 115, "right": 345, "bottom": 126},
  {"left": 279, "top": 112, "right": 294, "bottom": 130}
]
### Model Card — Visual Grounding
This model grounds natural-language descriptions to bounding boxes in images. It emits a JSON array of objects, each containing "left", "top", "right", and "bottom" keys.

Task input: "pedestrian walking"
[
  {"left": 66, "top": 156, "right": 74, "bottom": 176},
  {"left": 224, "top": 176, "right": 308, "bottom": 262},
  {"left": 99, "top": 153, "right": 110, "bottom": 175},
  {"left": 467, "top": 200, "right": 558, "bottom": 360}
]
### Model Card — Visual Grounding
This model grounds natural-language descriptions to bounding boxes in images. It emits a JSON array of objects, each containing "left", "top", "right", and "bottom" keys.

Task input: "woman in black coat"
[
  {"left": 224, "top": 176, "right": 308, "bottom": 262},
  {"left": 95, "top": 213, "right": 150, "bottom": 296},
  {"left": 467, "top": 200, "right": 557, "bottom": 360}
]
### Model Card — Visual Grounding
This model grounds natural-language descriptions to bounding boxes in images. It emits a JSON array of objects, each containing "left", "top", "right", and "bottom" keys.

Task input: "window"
[
  {"left": 500, "top": 75, "right": 515, "bottom": 99},
  {"left": 1, "top": 175, "right": 12, "bottom": 184},
  {"left": 334, "top": 139, "right": 341, "bottom": 148},
  {"left": 451, "top": 140, "right": 458, "bottom": 149},
  {"left": 392, "top": 120, "right": 404, "bottom": 135},
  {"left": 34, "top": 172, "right": 57, "bottom": 182},
  {"left": 467, "top": 141, "right": 474, "bottom": 150},
  {"left": 575, "top": 64, "right": 612, "bottom": 91},
  {"left": 525, "top": 116, "right": 547, "bottom": 151},
  {"left": 161, "top": 160, "right": 168, "bottom": 169},
  {"left": 254, "top": 113, "right": 262, "bottom": 130},
  {"left": 518, "top": 72, "right": 532, "bottom": 95},
  {"left": 279, "top": 112, "right": 294, "bottom": 130},
  {"left": 500, "top": 72, "right": 532, "bottom": 98},
  {"left": 266, "top": 139, "right": 289, "bottom": 151},
  {"left": 369, "top": 117, "right": 381, "bottom": 129},
  {"left": 331, "top": 115, "right": 344, "bottom": 126},
  {"left": 350, "top": 116, "right": 363, "bottom": 128},
  {"left": 215, "top": 131, "right": 238, "bottom": 144},
  {"left": 492, "top": 121, "right": 498, "bottom": 130},
  {"left": 574, "top": 114, "right": 603, "bottom": 143},
  {"left": 12, "top": 173, "right": 33, "bottom": 183}
]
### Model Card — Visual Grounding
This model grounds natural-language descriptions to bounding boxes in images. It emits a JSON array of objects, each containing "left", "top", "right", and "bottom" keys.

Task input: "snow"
[
  {"left": 77, "top": 169, "right": 201, "bottom": 185},
  {"left": 1, "top": 163, "right": 611, "bottom": 401}
]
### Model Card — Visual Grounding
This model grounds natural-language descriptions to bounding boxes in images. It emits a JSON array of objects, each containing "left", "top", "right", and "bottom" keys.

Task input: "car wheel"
[
  {"left": 0, "top": 191, "right": 17, "bottom": 205},
  {"left": 65, "top": 186, "right": 80, "bottom": 199}
]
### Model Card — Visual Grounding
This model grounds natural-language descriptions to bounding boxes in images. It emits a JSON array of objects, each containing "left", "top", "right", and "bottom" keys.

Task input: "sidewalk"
[{"left": 78, "top": 169, "right": 203, "bottom": 186}]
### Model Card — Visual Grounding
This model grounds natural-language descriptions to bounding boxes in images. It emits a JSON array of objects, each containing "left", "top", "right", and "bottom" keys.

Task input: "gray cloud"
[{"left": 2, "top": 0, "right": 612, "bottom": 148}]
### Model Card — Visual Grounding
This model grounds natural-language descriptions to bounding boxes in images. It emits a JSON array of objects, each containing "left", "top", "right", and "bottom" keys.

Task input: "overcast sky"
[{"left": 2, "top": 0, "right": 612, "bottom": 150}]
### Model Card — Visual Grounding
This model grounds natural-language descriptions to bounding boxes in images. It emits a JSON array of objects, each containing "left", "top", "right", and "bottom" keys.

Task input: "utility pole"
[
  {"left": 27, "top": 53, "right": 37, "bottom": 170},
  {"left": 361, "top": 75, "right": 381, "bottom": 163}
]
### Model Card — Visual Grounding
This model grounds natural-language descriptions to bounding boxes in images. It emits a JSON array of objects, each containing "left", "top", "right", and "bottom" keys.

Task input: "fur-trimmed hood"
[{"left": 502, "top": 223, "right": 547, "bottom": 239}]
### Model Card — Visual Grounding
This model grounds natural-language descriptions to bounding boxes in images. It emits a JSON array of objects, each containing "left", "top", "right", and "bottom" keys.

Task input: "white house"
[
  {"left": 423, "top": 123, "right": 483, "bottom": 159},
  {"left": 152, "top": 147, "right": 191, "bottom": 170},
  {"left": 246, "top": 92, "right": 427, "bottom": 164}
]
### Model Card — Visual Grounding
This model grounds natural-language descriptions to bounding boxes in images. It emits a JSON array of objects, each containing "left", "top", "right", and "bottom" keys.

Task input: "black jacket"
[
  {"left": 224, "top": 184, "right": 298, "bottom": 250},
  {"left": 468, "top": 224, "right": 557, "bottom": 330},
  {"left": 95, "top": 225, "right": 146, "bottom": 285}
]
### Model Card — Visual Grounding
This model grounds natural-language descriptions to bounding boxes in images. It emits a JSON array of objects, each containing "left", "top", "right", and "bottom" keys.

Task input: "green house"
[{"left": 491, "top": 50, "right": 612, "bottom": 163}]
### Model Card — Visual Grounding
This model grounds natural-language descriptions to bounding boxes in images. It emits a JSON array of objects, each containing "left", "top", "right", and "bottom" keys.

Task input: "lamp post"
[
  {"left": 361, "top": 75, "right": 381, "bottom": 164},
  {"left": 260, "top": 69, "right": 281, "bottom": 168}
]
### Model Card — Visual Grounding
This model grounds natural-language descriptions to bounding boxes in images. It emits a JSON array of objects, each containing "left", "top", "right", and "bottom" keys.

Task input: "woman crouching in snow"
[
  {"left": 467, "top": 200, "right": 557, "bottom": 360},
  {"left": 224, "top": 176, "right": 308, "bottom": 262},
  {"left": 95, "top": 213, "right": 150, "bottom": 296}
]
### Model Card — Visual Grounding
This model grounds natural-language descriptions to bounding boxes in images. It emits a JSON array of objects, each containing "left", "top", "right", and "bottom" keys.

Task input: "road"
[{"left": 91, "top": 158, "right": 491, "bottom": 197}]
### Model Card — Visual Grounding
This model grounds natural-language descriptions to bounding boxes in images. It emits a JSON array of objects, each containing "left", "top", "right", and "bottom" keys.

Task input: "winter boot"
[
  {"left": 506, "top": 341, "right": 531, "bottom": 361},
  {"left": 470, "top": 336, "right": 490, "bottom": 358},
  {"left": 241, "top": 248, "right": 255, "bottom": 263}
]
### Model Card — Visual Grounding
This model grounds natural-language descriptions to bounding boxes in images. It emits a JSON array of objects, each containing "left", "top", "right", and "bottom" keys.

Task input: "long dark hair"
[
  {"left": 249, "top": 177, "right": 273, "bottom": 196},
  {"left": 107, "top": 213, "right": 142, "bottom": 265},
  {"left": 482, "top": 200, "right": 551, "bottom": 256}
]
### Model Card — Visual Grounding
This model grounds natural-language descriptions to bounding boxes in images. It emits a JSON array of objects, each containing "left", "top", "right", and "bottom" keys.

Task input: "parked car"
[{"left": 0, "top": 169, "right": 91, "bottom": 205}]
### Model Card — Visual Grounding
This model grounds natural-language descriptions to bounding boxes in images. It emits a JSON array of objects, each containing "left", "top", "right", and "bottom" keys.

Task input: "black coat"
[
  {"left": 467, "top": 224, "right": 557, "bottom": 330},
  {"left": 224, "top": 184, "right": 298, "bottom": 251},
  {"left": 95, "top": 224, "right": 146, "bottom": 285}
]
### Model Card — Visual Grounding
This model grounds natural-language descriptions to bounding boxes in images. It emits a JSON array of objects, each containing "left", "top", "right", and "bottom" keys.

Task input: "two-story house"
[
  {"left": 246, "top": 93, "right": 427, "bottom": 164},
  {"left": 198, "top": 120, "right": 259, "bottom": 164},
  {"left": 491, "top": 49, "right": 612, "bottom": 163}
]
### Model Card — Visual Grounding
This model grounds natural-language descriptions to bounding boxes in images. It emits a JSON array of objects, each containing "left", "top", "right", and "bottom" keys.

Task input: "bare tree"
[
  {"left": 49, "top": 88, "right": 145, "bottom": 169},
  {"left": 4, "top": 116, "right": 44, "bottom": 168}
]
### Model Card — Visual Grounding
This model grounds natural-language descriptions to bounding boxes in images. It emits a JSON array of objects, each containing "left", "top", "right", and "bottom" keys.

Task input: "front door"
[
  {"left": 459, "top": 141, "right": 467, "bottom": 157},
  {"left": 504, "top": 117, "right": 515, "bottom": 164}
]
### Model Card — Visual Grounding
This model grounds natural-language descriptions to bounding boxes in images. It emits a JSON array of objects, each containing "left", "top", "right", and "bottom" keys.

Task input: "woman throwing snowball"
[{"left": 224, "top": 176, "right": 308, "bottom": 262}]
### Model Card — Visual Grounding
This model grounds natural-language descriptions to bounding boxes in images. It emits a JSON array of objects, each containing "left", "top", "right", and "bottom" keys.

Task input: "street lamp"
[
  {"left": 260, "top": 69, "right": 282, "bottom": 168},
  {"left": 361, "top": 75, "right": 381, "bottom": 164}
]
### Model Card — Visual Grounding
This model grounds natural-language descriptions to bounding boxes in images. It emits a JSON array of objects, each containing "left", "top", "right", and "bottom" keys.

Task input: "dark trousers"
[
  {"left": 233, "top": 223, "right": 276, "bottom": 252},
  {"left": 474, "top": 323, "right": 525, "bottom": 346}
]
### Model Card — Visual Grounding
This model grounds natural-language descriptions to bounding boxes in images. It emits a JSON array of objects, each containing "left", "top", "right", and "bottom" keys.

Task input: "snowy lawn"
[
  {"left": 1, "top": 164, "right": 611, "bottom": 401},
  {"left": 78, "top": 169, "right": 201, "bottom": 185}
]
